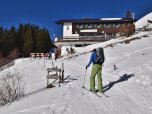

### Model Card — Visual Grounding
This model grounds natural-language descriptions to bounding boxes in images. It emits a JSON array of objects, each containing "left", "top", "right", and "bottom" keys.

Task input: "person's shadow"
[{"left": 102, "top": 74, "right": 134, "bottom": 93}]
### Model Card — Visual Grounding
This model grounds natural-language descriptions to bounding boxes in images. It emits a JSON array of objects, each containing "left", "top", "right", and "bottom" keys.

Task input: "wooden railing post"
[
  {"left": 47, "top": 68, "right": 49, "bottom": 87},
  {"left": 52, "top": 61, "right": 54, "bottom": 68},
  {"left": 62, "top": 62, "right": 64, "bottom": 82}
]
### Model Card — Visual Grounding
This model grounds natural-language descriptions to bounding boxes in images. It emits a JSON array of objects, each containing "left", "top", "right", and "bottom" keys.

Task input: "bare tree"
[
  {"left": 0, "top": 71, "right": 25, "bottom": 106},
  {"left": 9, "top": 48, "right": 20, "bottom": 60},
  {"left": 0, "top": 50, "right": 3, "bottom": 59}
]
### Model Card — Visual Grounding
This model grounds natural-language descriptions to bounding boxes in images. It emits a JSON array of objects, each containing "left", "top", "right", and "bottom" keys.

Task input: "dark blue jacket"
[{"left": 88, "top": 52, "right": 97, "bottom": 66}]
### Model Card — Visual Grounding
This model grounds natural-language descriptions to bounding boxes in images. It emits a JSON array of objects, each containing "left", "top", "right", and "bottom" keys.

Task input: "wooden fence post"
[
  {"left": 52, "top": 61, "right": 54, "bottom": 68},
  {"left": 62, "top": 62, "right": 64, "bottom": 82},
  {"left": 114, "top": 65, "right": 116, "bottom": 70},
  {"left": 56, "top": 66, "right": 57, "bottom": 74},
  {"left": 47, "top": 68, "right": 49, "bottom": 87}
]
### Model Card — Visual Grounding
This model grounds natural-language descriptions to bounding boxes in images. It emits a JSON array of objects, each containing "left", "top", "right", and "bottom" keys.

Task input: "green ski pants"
[{"left": 90, "top": 64, "right": 103, "bottom": 90}]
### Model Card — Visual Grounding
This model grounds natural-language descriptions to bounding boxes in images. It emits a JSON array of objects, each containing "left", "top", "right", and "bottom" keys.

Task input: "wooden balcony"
[{"left": 53, "top": 35, "right": 115, "bottom": 43}]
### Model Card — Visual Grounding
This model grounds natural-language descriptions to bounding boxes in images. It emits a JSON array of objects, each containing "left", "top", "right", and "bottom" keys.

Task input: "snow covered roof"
[
  {"left": 55, "top": 18, "right": 137, "bottom": 24},
  {"left": 100, "top": 18, "right": 122, "bottom": 20}
]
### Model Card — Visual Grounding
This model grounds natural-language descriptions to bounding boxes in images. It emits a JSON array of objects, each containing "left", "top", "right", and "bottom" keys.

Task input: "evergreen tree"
[
  {"left": 0, "top": 23, "right": 55, "bottom": 57},
  {"left": 7, "top": 25, "right": 18, "bottom": 50},
  {"left": 35, "top": 29, "right": 45, "bottom": 52},
  {"left": 44, "top": 29, "right": 53, "bottom": 52},
  {"left": 23, "top": 28, "right": 33, "bottom": 57},
  {"left": 33, "top": 25, "right": 39, "bottom": 52},
  {"left": 0, "top": 28, "right": 9, "bottom": 57}
]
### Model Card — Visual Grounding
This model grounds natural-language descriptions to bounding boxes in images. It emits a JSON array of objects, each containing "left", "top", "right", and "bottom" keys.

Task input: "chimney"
[
  {"left": 84, "top": 16, "right": 89, "bottom": 20},
  {"left": 131, "top": 13, "right": 135, "bottom": 20},
  {"left": 126, "top": 11, "right": 130, "bottom": 19}
]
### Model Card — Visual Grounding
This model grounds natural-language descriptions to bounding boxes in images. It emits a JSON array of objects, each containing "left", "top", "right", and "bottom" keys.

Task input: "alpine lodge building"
[{"left": 53, "top": 11, "right": 137, "bottom": 56}]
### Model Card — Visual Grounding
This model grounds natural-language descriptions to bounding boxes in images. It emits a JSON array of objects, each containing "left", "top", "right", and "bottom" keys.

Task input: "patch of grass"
[
  {"left": 46, "top": 83, "right": 55, "bottom": 88},
  {"left": 141, "top": 35, "right": 148, "bottom": 37},
  {"left": 83, "top": 52, "right": 86, "bottom": 55},
  {"left": 105, "top": 37, "right": 142, "bottom": 48}
]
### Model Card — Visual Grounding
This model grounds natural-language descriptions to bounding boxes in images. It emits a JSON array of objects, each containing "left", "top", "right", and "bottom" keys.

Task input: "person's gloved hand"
[{"left": 86, "top": 65, "right": 89, "bottom": 69}]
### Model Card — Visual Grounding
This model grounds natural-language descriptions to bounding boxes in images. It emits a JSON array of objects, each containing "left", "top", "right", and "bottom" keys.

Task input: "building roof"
[{"left": 55, "top": 18, "right": 137, "bottom": 24}]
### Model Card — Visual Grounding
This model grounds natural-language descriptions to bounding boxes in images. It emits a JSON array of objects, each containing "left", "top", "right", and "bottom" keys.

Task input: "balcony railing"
[{"left": 53, "top": 35, "right": 115, "bottom": 43}]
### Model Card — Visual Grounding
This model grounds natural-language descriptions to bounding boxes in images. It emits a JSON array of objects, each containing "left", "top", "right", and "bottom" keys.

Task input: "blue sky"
[{"left": 0, "top": 0, "right": 152, "bottom": 42}]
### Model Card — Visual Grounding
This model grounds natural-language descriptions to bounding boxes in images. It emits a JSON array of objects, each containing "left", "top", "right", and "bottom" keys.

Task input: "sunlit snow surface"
[{"left": 0, "top": 13, "right": 152, "bottom": 114}]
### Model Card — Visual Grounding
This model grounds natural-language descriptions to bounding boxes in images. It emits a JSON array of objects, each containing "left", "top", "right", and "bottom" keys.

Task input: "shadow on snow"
[
  {"left": 61, "top": 75, "right": 78, "bottom": 85},
  {"left": 102, "top": 74, "right": 134, "bottom": 93}
]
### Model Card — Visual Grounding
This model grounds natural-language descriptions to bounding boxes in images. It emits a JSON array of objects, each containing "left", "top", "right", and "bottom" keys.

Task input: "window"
[
  {"left": 104, "top": 24, "right": 111, "bottom": 28},
  {"left": 113, "top": 24, "right": 115, "bottom": 28},
  {"left": 96, "top": 24, "right": 101, "bottom": 28},
  {"left": 75, "top": 44, "right": 83, "bottom": 47},
  {"left": 109, "top": 24, "right": 111, "bottom": 28},
  {"left": 123, "top": 23, "right": 125, "bottom": 27},
  {"left": 115, "top": 24, "right": 118, "bottom": 28},
  {"left": 79, "top": 24, "right": 83, "bottom": 28},
  {"left": 80, "top": 34, "right": 85, "bottom": 36},
  {"left": 66, "top": 48, "right": 69, "bottom": 51},
  {"left": 100, "top": 24, "right": 102, "bottom": 28},
  {"left": 118, "top": 24, "right": 120, "bottom": 27},
  {"left": 95, "top": 24, "right": 97, "bottom": 28},
  {"left": 77, "top": 24, "right": 83, "bottom": 28},
  {"left": 89, "top": 34, "right": 94, "bottom": 36},
  {"left": 88, "top": 24, "right": 92, "bottom": 28},
  {"left": 128, "top": 23, "right": 130, "bottom": 26},
  {"left": 77, "top": 25, "right": 79, "bottom": 28},
  {"left": 86, "top": 24, "right": 88, "bottom": 28}
]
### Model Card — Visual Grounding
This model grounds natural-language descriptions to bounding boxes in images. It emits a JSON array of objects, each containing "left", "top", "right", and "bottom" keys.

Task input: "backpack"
[{"left": 93, "top": 47, "right": 105, "bottom": 65}]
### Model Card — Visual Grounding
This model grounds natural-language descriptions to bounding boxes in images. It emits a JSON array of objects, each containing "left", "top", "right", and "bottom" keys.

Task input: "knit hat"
[{"left": 93, "top": 49, "right": 96, "bottom": 52}]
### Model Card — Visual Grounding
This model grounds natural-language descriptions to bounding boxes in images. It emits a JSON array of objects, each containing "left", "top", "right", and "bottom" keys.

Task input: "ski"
[
  {"left": 82, "top": 86, "right": 101, "bottom": 97},
  {"left": 98, "top": 91, "right": 109, "bottom": 98}
]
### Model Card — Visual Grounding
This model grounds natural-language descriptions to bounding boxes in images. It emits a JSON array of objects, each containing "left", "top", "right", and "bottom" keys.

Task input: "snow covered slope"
[
  {"left": 135, "top": 12, "right": 152, "bottom": 28},
  {"left": 0, "top": 31, "right": 152, "bottom": 114},
  {"left": 1, "top": 13, "right": 152, "bottom": 113}
]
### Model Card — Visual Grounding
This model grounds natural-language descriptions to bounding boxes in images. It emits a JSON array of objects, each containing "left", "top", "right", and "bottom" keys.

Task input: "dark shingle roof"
[{"left": 55, "top": 18, "right": 137, "bottom": 24}]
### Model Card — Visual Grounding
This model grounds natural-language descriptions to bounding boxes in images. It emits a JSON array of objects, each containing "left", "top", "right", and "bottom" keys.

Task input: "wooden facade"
[{"left": 72, "top": 22, "right": 135, "bottom": 35}]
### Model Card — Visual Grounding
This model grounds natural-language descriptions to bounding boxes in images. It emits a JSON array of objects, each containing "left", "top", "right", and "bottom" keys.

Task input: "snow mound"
[{"left": 135, "top": 12, "right": 152, "bottom": 28}]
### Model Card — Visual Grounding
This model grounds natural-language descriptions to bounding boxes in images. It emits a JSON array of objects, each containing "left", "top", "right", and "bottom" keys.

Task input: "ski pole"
[{"left": 82, "top": 69, "right": 87, "bottom": 88}]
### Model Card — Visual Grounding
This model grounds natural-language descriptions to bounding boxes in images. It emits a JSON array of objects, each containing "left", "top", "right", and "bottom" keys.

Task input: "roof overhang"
[{"left": 55, "top": 18, "right": 137, "bottom": 24}]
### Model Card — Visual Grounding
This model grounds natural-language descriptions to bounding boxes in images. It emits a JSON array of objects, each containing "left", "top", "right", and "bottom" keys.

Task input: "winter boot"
[
  {"left": 97, "top": 89, "right": 103, "bottom": 92},
  {"left": 90, "top": 88, "right": 95, "bottom": 92}
]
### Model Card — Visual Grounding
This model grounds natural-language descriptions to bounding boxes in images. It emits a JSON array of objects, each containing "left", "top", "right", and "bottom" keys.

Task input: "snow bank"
[{"left": 135, "top": 12, "right": 152, "bottom": 28}]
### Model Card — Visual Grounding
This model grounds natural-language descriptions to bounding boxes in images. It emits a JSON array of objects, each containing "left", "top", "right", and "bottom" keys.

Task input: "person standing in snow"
[
  {"left": 47, "top": 52, "right": 49, "bottom": 59},
  {"left": 35, "top": 52, "right": 37, "bottom": 58},
  {"left": 49, "top": 51, "right": 52, "bottom": 60},
  {"left": 54, "top": 52, "right": 57, "bottom": 62},
  {"left": 45, "top": 53, "right": 47, "bottom": 59},
  {"left": 86, "top": 48, "right": 104, "bottom": 92}
]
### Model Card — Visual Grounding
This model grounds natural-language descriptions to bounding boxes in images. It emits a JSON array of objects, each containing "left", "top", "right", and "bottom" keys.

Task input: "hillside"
[
  {"left": 135, "top": 12, "right": 152, "bottom": 28},
  {"left": 0, "top": 13, "right": 152, "bottom": 114}
]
